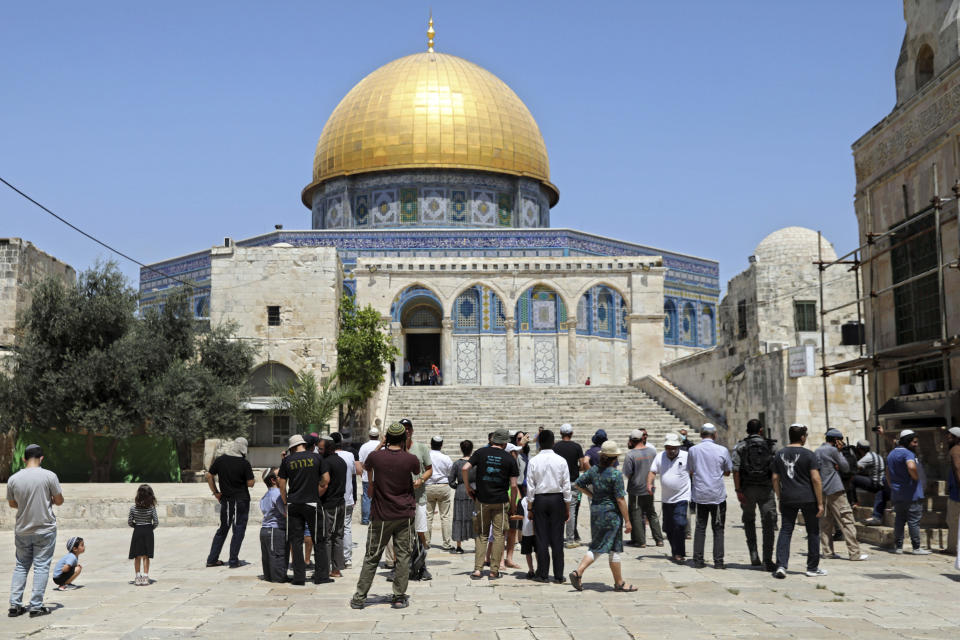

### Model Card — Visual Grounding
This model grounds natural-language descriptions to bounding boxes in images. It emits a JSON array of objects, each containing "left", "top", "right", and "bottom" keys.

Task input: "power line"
[{"left": 0, "top": 175, "right": 196, "bottom": 288}]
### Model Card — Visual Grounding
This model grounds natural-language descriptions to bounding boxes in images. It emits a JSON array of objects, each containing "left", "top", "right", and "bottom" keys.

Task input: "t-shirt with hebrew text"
[
  {"left": 468, "top": 445, "right": 519, "bottom": 504},
  {"left": 279, "top": 451, "right": 326, "bottom": 504}
]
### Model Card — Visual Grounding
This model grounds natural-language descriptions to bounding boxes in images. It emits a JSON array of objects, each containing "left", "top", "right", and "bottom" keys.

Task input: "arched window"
[
  {"left": 517, "top": 285, "right": 565, "bottom": 332},
  {"left": 596, "top": 290, "right": 614, "bottom": 337},
  {"left": 405, "top": 305, "right": 441, "bottom": 328},
  {"left": 454, "top": 288, "right": 481, "bottom": 332},
  {"left": 664, "top": 300, "right": 678, "bottom": 343},
  {"left": 681, "top": 303, "right": 697, "bottom": 345},
  {"left": 916, "top": 44, "right": 934, "bottom": 90},
  {"left": 618, "top": 297, "right": 628, "bottom": 337},
  {"left": 576, "top": 292, "right": 591, "bottom": 335},
  {"left": 249, "top": 362, "right": 296, "bottom": 397}
]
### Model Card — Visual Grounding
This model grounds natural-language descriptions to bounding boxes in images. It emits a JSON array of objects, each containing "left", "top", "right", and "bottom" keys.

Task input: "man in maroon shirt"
[{"left": 350, "top": 422, "right": 420, "bottom": 610}]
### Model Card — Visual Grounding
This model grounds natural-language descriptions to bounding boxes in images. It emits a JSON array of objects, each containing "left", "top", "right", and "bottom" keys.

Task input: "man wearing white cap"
[
  {"left": 945, "top": 426, "right": 960, "bottom": 555},
  {"left": 425, "top": 436, "right": 453, "bottom": 550},
  {"left": 887, "top": 430, "right": 932, "bottom": 554},
  {"left": 622, "top": 429, "right": 663, "bottom": 547},
  {"left": 648, "top": 433, "right": 690, "bottom": 563},
  {"left": 358, "top": 426, "right": 380, "bottom": 525},
  {"left": 687, "top": 423, "right": 732, "bottom": 569}
]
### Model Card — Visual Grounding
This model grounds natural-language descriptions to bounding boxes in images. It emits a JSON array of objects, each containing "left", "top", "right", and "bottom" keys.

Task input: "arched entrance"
[{"left": 393, "top": 286, "right": 443, "bottom": 385}]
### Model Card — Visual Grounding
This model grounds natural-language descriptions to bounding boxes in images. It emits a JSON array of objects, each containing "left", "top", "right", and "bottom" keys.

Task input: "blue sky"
[{"left": 1, "top": 1, "right": 905, "bottom": 292}]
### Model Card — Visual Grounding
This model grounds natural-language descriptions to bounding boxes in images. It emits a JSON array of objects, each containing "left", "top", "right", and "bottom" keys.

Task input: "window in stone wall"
[
  {"left": 916, "top": 44, "right": 934, "bottom": 90},
  {"left": 737, "top": 300, "right": 747, "bottom": 339},
  {"left": 272, "top": 415, "right": 291, "bottom": 445},
  {"left": 267, "top": 305, "right": 281, "bottom": 327},
  {"left": 794, "top": 301, "right": 817, "bottom": 332},
  {"left": 891, "top": 215, "right": 940, "bottom": 345}
]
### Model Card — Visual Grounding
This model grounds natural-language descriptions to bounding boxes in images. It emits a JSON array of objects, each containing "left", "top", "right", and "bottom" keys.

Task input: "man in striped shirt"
[{"left": 852, "top": 439, "right": 888, "bottom": 526}]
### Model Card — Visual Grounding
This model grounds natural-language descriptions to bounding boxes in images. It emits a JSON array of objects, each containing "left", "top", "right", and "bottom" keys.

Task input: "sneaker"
[
  {"left": 344, "top": 562, "right": 352, "bottom": 569},
  {"left": 691, "top": 560, "right": 706, "bottom": 569},
  {"left": 419, "top": 568, "right": 433, "bottom": 581},
  {"left": 851, "top": 554, "right": 869, "bottom": 561},
  {"left": 773, "top": 567, "right": 786, "bottom": 579},
  {"left": 864, "top": 517, "right": 883, "bottom": 526},
  {"left": 564, "top": 541, "right": 579, "bottom": 549},
  {"left": 29, "top": 607, "right": 51, "bottom": 618},
  {"left": 8, "top": 605, "right": 27, "bottom": 617},
  {"left": 911, "top": 548, "right": 932, "bottom": 555},
  {"left": 894, "top": 548, "right": 904, "bottom": 554},
  {"left": 805, "top": 568, "right": 828, "bottom": 577}
]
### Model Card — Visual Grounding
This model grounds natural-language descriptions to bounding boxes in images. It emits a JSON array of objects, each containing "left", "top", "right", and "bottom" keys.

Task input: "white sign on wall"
[{"left": 788, "top": 345, "right": 816, "bottom": 378}]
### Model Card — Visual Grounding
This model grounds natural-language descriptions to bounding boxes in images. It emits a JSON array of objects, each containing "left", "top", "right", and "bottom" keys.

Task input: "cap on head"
[
  {"left": 948, "top": 426, "right": 960, "bottom": 439},
  {"left": 387, "top": 422, "right": 407, "bottom": 438},
  {"left": 600, "top": 440, "right": 622, "bottom": 457},
  {"left": 825, "top": 428, "right": 843, "bottom": 439},
  {"left": 369, "top": 426, "right": 380, "bottom": 437},
  {"left": 321, "top": 434, "right": 334, "bottom": 443},
  {"left": 399, "top": 418, "right": 413, "bottom": 430},
  {"left": 701, "top": 423, "right": 717, "bottom": 434},
  {"left": 899, "top": 429, "right": 916, "bottom": 440},
  {"left": 856, "top": 439, "right": 871, "bottom": 449},
  {"left": 591, "top": 429, "right": 608, "bottom": 446},
  {"left": 664, "top": 433, "right": 682, "bottom": 448},
  {"left": 491, "top": 428, "right": 510, "bottom": 444},
  {"left": 287, "top": 434, "right": 307, "bottom": 450},
  {"left": 23, "top": 444, "right": 43, "bottom": 460},
  {"left": 629, "top": 429, "right": 645, "bottom": 441},
  {"left": 560, "top": 423, "right": 573, "bottom": 435},
  {"left": 66, "top": 536, "right": 81, "bottom": 553},
  {"left": 431, "top": 435, "right": 443, "bottom": 445}
]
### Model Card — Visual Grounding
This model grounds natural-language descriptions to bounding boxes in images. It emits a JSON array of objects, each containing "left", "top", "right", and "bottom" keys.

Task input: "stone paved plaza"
[{"left": 3, "top": 481, "right": 959, "bottom": 640}]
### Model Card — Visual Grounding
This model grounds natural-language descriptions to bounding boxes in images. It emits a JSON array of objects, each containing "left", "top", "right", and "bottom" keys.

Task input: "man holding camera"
[{"left": 816, "top": 429, "right": 868, "bottom": 562}]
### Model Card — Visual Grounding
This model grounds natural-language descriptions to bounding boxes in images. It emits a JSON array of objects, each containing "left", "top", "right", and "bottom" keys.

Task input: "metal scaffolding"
[{"left": 815, "top": 182, "right": 960, "bottom": 448}]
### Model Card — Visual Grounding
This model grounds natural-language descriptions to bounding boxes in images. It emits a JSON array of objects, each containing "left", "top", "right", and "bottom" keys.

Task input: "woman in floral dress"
[{"left": 569, "top": 440, "right": 636, "bottom": 592}]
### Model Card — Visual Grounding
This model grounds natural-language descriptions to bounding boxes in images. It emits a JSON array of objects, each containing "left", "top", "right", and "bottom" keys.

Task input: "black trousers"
[
  {"left": 207, "top": 498, "right": 249, "bottom": 566},
  {"left": 259, "top": 526, "right": 287, "bottom": 582},
  {"left": 319, "top": 500, "right": 346, "bottom": 576},
  {"left": 740, "top": 484, "right": 777, "bottom": 564},
  {"left": 288, "top": 503, "right": 327, "bottom": 584},
  {"left": 533, "top": 493, "right": 566, "bottom": 580},
  {"left": 693, "top": 501, "right": 726, "bottom": 563}
]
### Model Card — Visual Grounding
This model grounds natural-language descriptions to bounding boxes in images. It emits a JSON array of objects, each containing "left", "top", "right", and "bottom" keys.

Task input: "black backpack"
[{"left": 740, "top": 438, "right": 774, "bottom": 484}]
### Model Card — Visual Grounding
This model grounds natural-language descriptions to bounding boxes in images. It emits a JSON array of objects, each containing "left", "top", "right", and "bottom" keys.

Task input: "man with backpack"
[{"left": 732, "top": 419, "right": 778, "bottom": 571}]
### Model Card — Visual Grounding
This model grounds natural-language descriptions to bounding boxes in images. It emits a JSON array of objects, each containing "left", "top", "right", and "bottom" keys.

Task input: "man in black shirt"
[
  {"left": 772, "top": 424, "right": 824, "bottom": 579},
  {"left": 206, "top": 438, "right": 255, "bottom": 568},
  {"left": 462, "top": 428, "right": 519, "bottom": 579},
  {"left": 278, "top": 434, "right": 330, "bottom": 585},
  {"left": 318, "top": 435, "right": 347, "bottom": 581},
  {"left": 553, "top": 424, "right": 588, "bottom": 546}
]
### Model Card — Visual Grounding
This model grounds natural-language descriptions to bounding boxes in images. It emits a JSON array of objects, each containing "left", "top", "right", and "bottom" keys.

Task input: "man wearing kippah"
[
  {"left": 351, "top": 422, "right": 421, "bottom": 609},
  {"left": 425, "top": 435, "right": 454, "bottom": 550}
]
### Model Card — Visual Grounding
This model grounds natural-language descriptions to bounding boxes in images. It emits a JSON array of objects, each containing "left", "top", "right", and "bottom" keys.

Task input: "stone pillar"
[
  {"left": 442, "top": 319, "right": 454, "bottom": 386},
  {"left": 627, "top": 313, "right": 665, "bottom": 380},
  {"left": 390, "top": 321, "right": 403, "bottom": 385},
  {"left": 566, "top": 320, "right": 578, "bottom": 385},
  {"left": 505, "top": 319, "right": 518, "bottom": 385}
]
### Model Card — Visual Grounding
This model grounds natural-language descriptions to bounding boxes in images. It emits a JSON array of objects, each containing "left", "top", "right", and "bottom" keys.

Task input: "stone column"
[
  {"left": 390, "top": 321, "right": 403, "bottom": 385},
  {"left": 627, "top": 313, "right": 665, "bottom": 380},
  {"left": 566, "top": 320, "right": 578, "bottom": 385},
  {"left": 504, "top": 319, "right": 518, "bottom": 385},
  {"left": 442, "top": 319, "right": 454, "bottom": 386}
]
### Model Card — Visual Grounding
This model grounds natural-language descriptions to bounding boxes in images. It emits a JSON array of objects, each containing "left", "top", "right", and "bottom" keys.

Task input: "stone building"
[
  {"left": 662, "top": 227, "right": 864, "bottom": 447},
  {"left": 142, "top": 22, "right": 719, "bottom": 452},
  {"left": 0, "top": 238, "right": 75, "bottom": 360},
  {"left": 842, "top": 1, "right": 960, "bottom": 474}
]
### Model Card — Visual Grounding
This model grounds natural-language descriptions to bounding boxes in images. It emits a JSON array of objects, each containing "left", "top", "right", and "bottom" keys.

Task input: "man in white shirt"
[
  {"left": 425, "top": 436, "right": 454, "bottom": 550},
  {"left": 334, "top": 432, "right": 363, "bottom": 567},
  {"left": 648, "top": 433, "right": 691, "bottom": 564},
  {"left": 687, "top": 423, "right": 733, "bottom": 569},
  {"left": 525, "top": 429, "right": 572, "bottom": 583},
  {"left": 357, "top": 426, "right": 380, "bottom": 525}
]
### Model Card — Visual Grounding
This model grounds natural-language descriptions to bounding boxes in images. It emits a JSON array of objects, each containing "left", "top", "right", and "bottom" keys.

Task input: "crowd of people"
[{"left": 7, "top": 419, "right": 960, "bottom": 616}]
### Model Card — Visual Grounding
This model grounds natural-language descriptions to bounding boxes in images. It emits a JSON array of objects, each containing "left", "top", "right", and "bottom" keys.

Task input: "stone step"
[
  {"left": 855, "top": 523, "right": 951, "bottom": 550},
  {"left": 853, "top": 505, "right": 946, "bottom": 528}
]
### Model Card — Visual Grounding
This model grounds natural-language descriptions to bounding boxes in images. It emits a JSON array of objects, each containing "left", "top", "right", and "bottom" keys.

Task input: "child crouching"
[
  {"left": 259, "top": 467, "right": 288, "bottom": 582},
  {"left": 53, "top": 537, "right": 85, "bottom": 590}
]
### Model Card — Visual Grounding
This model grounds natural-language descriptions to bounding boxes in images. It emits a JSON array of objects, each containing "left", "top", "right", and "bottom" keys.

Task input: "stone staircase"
[
  {"left": 385, "top": 385, "right": 694, "bottom": 455},
  {"left": 853, "top": 484, "right": 952, "bottom": 550}
]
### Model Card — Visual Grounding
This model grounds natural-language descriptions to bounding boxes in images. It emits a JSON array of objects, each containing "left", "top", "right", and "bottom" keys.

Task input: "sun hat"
[
  {"left": 664, "top": 433, "right": 682, "bottom": 447},
  {"left": 287, "top": 434, "right": 306, "bottom": 450},
  {"left": 630, "top": 429, "right": 645, "bottom": 440},
  {"left": 600, "top": 440, "right": 622, "bottom": 457},
  {"left": 491, "top": 428, "right": 510, "bottom": 444},
  {"left": 592, "top": 429, "right": 608, "bottom": 446}
]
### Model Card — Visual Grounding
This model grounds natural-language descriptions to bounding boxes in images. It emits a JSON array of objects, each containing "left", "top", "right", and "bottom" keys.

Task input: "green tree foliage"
[
  {"left": 0, "top": 262, "right": 256, "bottom": 480},
  {"left": 269, "top": 370, "right": 357, "bottom": 434},
  {"left": 336, "top": 294, "right": 399, "bottom": 415}
]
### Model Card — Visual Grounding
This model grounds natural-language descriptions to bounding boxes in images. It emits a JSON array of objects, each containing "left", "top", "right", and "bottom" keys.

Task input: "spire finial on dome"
[{"left": 427, "top": 11, "right": 435, "bottom": 52}]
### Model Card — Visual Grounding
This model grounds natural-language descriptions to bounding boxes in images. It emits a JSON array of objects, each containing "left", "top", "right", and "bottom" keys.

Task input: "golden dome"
[{"left": 302, "top": 51, "right": 558, "bottom": 207}]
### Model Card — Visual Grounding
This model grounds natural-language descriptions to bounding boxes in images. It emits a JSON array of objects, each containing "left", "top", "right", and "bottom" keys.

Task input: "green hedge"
[{"left": 12, "top": 431, "right": 181, "bottom": 483}]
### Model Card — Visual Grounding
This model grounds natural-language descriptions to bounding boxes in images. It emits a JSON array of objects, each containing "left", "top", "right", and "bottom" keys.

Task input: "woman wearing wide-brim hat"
[{"left": 569, "top": 440, "right": 636, "bottom": 592}]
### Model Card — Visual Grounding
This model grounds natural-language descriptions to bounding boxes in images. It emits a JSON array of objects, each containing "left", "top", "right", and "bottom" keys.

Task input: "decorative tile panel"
[
  {"left": 533, "top": 337, "right": 557, "bottom": 384},
  {"left": 472, "top": 190, "right": 496, "bottom": 225},
  {"left": 421, "top": 188, "right": 445, "bottom": 223},
  {"left": 400, "top": 188, "right": 418, "bottom": 223},
  {"left": 355, "top": 194, "right": 369, "bottom": 226},
  {"left": 521, "top": 196, "right": 539, "bottom": 227},
  {"left": 325, "top": 196, "right": 344, "bottom": 228},
  {"left": 372, "top": 190, "right": 398, "bottom": 224},
  {"left": 456, "top": 337, "right": 480, "bottom": 384},
  {"left": 449, "top": 190, "right": 468, "bottom": 223},
  {"left": 497, "top": 193, "right": 514, "bottom": 227}
]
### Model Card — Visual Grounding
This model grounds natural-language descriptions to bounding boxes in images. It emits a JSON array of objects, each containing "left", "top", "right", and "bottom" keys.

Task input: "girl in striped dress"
[{"left": 128, "top": 484, "right": 159, "bottom": 586}]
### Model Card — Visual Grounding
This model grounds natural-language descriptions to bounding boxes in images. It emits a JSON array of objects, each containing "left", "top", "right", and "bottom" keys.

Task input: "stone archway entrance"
[{"left": 399, "top": 292, "right": 443, "bottom": 385}]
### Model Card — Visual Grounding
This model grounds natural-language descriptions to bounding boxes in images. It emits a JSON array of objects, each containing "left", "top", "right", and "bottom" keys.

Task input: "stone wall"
[{"left": 0, "top": 238, "right": 75, "bottom": 354}]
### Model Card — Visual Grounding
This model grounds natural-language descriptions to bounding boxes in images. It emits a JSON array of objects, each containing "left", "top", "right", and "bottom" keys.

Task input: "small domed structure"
[{"left": 753, "top": 226, "right": 838, "bottom": 265}]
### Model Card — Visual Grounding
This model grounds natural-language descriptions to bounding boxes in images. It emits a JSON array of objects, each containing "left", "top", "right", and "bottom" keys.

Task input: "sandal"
[
  {"left": 470, "top": 571, "right": 484, "bottom": 580},
  {"left": 488, "top": 571, "right": 501, "bottom": 580},
  {"left": 569, "top": 570, "right": 582, "bottom": 591},
  {"left": 614, "top": 582, "right": 638, "bottom": 592}
]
